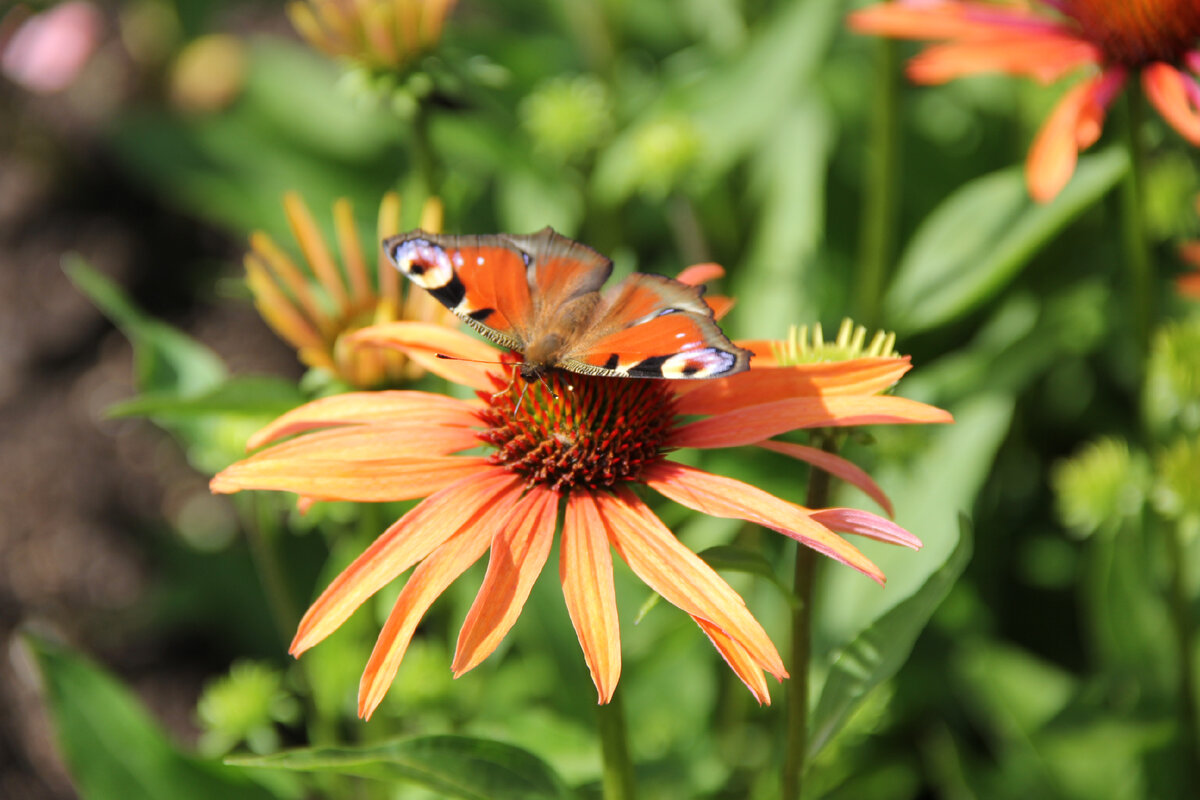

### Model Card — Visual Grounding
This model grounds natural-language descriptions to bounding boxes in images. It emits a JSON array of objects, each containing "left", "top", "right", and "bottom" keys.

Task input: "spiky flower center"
[
  {"left": 476, "top": 364, "right": 678, "bottom": 492},
  {"left": 1064, "top": 0, "right": 1200, "bottom": 66}
]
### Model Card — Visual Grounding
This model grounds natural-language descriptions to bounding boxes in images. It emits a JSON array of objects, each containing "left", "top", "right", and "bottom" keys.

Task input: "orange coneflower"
[
  {"left": 245, "top": 192, "right": 452, "bottom": 388},
  {"left": 850, "top": 0, "right": 1200, "bottom": 202},
  {"left": 212, "top": 276, "right": 951, "bottom": 718},
  {"left": 287, "top": 0, "right": 456, "bottom": 71}
]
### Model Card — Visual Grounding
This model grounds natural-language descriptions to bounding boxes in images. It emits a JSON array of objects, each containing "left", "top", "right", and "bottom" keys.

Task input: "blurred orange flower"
[
  {"left": 850, "top": 0, "right": 1200, "bottom": 202},
  {"left": 1180, "top": 195, "right": 1200, "bottom": 299},
  {"left": 212, "top": 288, "right": 951, "bottom": 717},
  {"left": 287, "top": 0, "right": 456, "bottom": 70},
  {"left": 245, "top": 192, "right": 452, "bottom": 387}
]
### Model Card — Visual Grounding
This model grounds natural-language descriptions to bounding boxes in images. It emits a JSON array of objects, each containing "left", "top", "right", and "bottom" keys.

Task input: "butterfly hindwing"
[{"left": 561, "top": 274, "right": 750, "bottom": 379}]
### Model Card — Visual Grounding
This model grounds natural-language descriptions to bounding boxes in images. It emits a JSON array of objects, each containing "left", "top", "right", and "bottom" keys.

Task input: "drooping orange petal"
[
  {"left": 358, "top": 503, "right": 504, "bottom": 719},
  {"left": 244, "top": 256, "right": 325, "bottom": 350},
  {"left": 291, "top": 469, "right": 522, "bottom": 654},
  {"left": 247, "top": 390, "right": 478, "bottom": 449},
  {"left": 672, "top": 395, "right": 953, "bottom": 450},
  {"left": 452, "top": 487, "right": 559, "bottom": 675},
  {"left": 333, "top": 197, "right": 373, "bottom": 305},
  {"left": 249, "top": 231, "right": 331, "bottom": 336},
  {"left": 1143, "top": 62, "right": 1200, "bottom": 145},
  {"left": 848, "top": 2, "right": 1065, "bottom": 41},
  {"left": 675, "top": 262, "right": 725, "bottom": 286},
  {"left": 809, "top": 508, "right": 921, "bottom": 550},
  {"left": 210, "top": 454, "right": 492, "bottom": 501},
  {"left": 1026, "top": 74, "right": 1108, "bottom": 203},
  {"left": 378, "top": 190, "right": 402, "bottom": 307},
  {"left": 756, "top": 439, "right": 894, "bottom": 517},
  {"left": 561, "top": 492, "right": 622, "bottom": 703},
  {"left": 705, "top": 295, "right": 735, "bottom": 320},
  {"left": 673, "top": 357, "right": 913, "bottom": 415},
  {"left": 352, "top": 322, "right": 502, "bottom": 391},
  {"left": 642, "top": 461, "right": 884, "bottom": 585},
  {"left": 694, "top": 616, "right": 770, "bottom": 705},
  {"left": 596, "top": 487, "right": 787, "bottom": 680},
  {"left": 907, "top": 35, "right": 1099, "bottom": 84}
]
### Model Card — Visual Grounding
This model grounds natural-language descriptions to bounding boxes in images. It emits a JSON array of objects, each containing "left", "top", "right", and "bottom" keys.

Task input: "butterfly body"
[{"left": 385, "top": 227, "right": 750, "bottom": 381}]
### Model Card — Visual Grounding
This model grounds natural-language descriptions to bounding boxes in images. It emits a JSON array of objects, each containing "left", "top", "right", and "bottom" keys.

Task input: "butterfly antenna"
[{"left": 512, "top": 380, "right": 533, "bottom": 416}]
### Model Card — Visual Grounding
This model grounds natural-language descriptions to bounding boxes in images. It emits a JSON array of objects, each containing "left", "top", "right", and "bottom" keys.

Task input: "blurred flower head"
[
  {"left": 196, "top": 661, "right": 299, "bottom": 756},
  {"left": 1144, "top": 315, "right": 1200, "bottom": 435},
  {"left": 1052, "top": 436, "right": 1149, "bottom": 537},
  {"left": 1, "top": 1, "right": 103, "bottom": 94},
  {"left": 245, "top": 191, "right": 451, "bottom": 388},
  {"left": 287, "top": 0, "right": 456, "bottom": 72},
  {"left": 168, "top": 33, "right": 247, "bottom": 114},
  {"left": 519, "top": 74, "right": 614, "bottom": 163},
  {"left": 630, "top": 115, "right": 703, "bottom": 199},
  {"left": 850, "top": 0, "right": 1200, "bottom": 202},
  {"left": 1153, "top": 436, "right": 1200, "bottom": 527},
  {"left": 212, "top": 268, "right": 950, "bottom": 717}
]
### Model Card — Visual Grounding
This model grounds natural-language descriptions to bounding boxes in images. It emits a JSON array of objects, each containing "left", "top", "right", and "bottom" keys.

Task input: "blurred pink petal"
[{"left": 2, "top": 2, "right": 102, "bottom": 94}]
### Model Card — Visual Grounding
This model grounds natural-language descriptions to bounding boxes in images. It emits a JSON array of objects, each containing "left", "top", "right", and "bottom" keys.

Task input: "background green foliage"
[{"left": 10, "top": 0, "right": 1200, "bottom": 798}]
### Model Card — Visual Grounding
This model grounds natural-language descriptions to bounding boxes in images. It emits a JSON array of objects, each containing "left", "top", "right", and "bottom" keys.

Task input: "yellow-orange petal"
[
  {"left": 247, "top": 390, "right": 477, "bottom": 450},
  {"left": 210, "top": 454, "right": 492, "bottom": 501},
  {"left": 245, "top": 255, "right": 325, "bottom": 350},
  {"left": 694, "top": 616, "right": 770, "bottom": 705},
  {"left": 673, "top": 357, "right": 912, "bottom": 415},
  {"left": 291, "top": 469, "right": 523, "bottom": 654},
  {"left": 245, "top": 422, "right": 481, "bottom": 463},
  {"left": 596, "top": 487, "right": 787, "bottom": 680},
  {"left": 672, "top": 395, "right": 954, "bottom": 450},
  {"left": 284, "top": 191, "right": 351, "bottom": 310},
  {"left": 249, "top": 231, "right": 331, "bottom": 335},
  {"left": 642, "top": 461, "right": 884, "bottom": 584},
  {"left": 358, "top": 503, "right": 504, "bottom": 719},
  {"left": 756, "top": 439, "right": 894, "bottom": 517},
  {"left": 352, "top": 321, "right": 502, "bottom": 391},
  {"left": 1143, "top": 62, "right": 1200, "bottom": 145},
  {"left": 561, "top": 492, "right": 622, "bottom": 703},
  {"left": 1026, "top": 75, "right": 1107, "bottom": 203},
  {"left": 452, "top": 487, "right": 559, "bottom": 676},
  {"left": 333, "top": 197, "right": 373, "bottom": 305}
]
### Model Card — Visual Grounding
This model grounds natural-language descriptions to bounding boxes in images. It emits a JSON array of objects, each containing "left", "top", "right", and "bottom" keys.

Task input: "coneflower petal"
[
  {"left": 694, "top": 617, "right": 770, "bottom": 705},
  {"left": 210, "top": 454, "right": 492, "bottom": 501},
  {"left": 756, "top": 440, "right": 894, "bottom": 517},
  {"left": 561, "top": 492, "right": 622, "bottom": 703}
]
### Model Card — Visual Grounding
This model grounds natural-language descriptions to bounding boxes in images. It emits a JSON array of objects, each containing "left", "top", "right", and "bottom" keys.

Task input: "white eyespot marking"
[
  {"left": 477, "top": 256, "right": 485, "bottom": 266},
  {"left": 390, "top": 239, "right": 455, "bottom": 289},
  {"left": 660, "top": 349, "right": 735, "bottom": 379}
]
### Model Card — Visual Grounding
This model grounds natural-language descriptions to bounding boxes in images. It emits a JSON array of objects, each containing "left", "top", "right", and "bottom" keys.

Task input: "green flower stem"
[
  {"left": 855, "top": 34, "right": 901, "bottom": 328},
  {"left": 1163, "top": 516, "right": 1200, "bottom": 785},
  {"left": 783, "top": 432, "right": 838, "bottom": 799},
  {"left": 597, "top": 688, "right": 637, "bottom": 800},
  {"left": 247, "top": 495, "right": 300, "bottom": 643},
  {"left": 408, "top": 101, "right": 438, "bottom": 199},
  {"left": 1120, "top": 86, "right": 1154, "bottom": 359}
]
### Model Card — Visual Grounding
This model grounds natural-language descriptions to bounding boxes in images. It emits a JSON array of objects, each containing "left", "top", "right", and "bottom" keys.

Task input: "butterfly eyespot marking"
[{"left": 390, "top": 238, "right": 467, "bottom": 309}]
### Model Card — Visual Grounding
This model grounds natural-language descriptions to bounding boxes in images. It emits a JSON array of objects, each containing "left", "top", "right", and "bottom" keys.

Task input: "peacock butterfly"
[{"left": 383, "top": 227, "right": 750, "bottom": 381}]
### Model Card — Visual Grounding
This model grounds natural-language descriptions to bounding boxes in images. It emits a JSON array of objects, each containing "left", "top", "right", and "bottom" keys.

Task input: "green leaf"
[
  {"left": 809, "top": 516, "right": 973, "bottom": 758},
  {"left": 107, "top": 376, "right": 305, "bottom": 421},
  {"left": 230, "top": 736, "right": 575, "bottom": 800},
  {"left": 64, "top": 255, "right": 226, "bottom": 397},
  {"left": 23, "top": 633, "right": 284, "bottom": 800},
  {"left": 884, "top": 148, "right": 1127, "bottom": 333}
]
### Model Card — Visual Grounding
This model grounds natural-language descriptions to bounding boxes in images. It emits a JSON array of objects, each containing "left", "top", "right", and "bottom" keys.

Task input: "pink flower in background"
[{"left": 1, "top": 2, "right": 103, "bottom": 94}]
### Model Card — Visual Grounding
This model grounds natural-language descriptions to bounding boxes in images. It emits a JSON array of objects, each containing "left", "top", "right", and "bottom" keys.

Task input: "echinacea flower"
[
  {"left": 849, "top": 0, "right": 1200, "bottom": 202},
  {"left": 212, "top": 273, "right": 952, "bottom": 717},
  {"left": 287, "top": 0, "right": 456, "bottom": 71},
  {"left": 245, "top": 192, "right": 452, "bottom": 388}
]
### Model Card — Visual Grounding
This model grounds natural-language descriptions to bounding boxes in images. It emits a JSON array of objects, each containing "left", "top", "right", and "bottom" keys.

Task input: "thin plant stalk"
[
  {"left": 783, "top": 432, "right": 838, "bottom": 799},
  {"left": 1120, "top": 87, "right": 1154, "bottom": 359},
  {"left": 855, "top": 34, "right": 901, "bottom": 328},
  {"left": 597, "top": 687, "right": 637, "bottom": 800},
  {"left": 1163, "top": 515, "right": 1200, "bottom": 787}
]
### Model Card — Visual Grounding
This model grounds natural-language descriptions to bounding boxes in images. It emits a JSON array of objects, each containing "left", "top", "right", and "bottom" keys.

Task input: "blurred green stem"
[
  {"left": 783, "top": 432, "right": 837, "bottom": 799},
  {"left": 1120, "top": 87, "right": 1154, "bottom": 359},
  {"left": 1163, "top": 516, "right": 1200, "bottom": 786},
  {"left": 854, "top": 34, "right": 901, "bottom": 328},
  {"left": 248, "top": 495, "right": 300, "bottom": 643},
  {"left": 597, "top": 688, "right": 637, "bottom": 800},
  {"left": 409, "top": 102, "right": 437, "bottom": 197}
]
